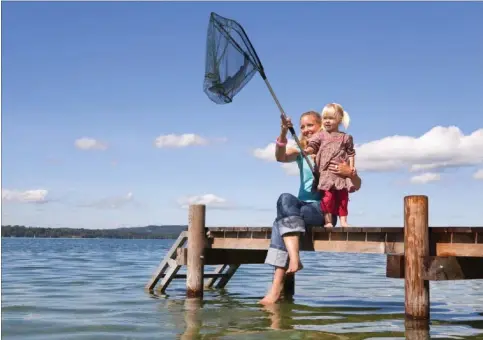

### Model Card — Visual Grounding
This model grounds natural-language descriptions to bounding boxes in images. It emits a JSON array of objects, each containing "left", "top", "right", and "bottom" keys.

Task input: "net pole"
[{"left": 262, "top": 76, "right": 315, "bottom": 174}]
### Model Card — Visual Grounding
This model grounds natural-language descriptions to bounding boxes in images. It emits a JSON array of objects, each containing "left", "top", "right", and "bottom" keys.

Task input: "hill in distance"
[{"left": 1, "top": 224, "right": 188, "bottom": 239}]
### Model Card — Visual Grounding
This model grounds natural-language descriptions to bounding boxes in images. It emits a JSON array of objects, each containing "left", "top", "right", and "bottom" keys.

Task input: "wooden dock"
[{"left": 146, "top": 195, "right": 483, "bottom": 321}]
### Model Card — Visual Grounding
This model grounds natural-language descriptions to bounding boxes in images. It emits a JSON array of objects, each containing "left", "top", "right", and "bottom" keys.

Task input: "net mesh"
[{"left": 203, "top": 12, "right": 262, "bottom": 104}]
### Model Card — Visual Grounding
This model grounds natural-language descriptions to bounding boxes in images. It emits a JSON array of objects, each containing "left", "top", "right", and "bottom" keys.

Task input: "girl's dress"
[{"left": 307, "top": 130, "right": 356, "bottom": 217}]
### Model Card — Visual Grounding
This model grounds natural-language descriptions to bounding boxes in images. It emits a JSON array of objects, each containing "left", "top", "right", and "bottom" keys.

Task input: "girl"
[{"left": 304, "top": 103, "right": 356, "bottom": 227}]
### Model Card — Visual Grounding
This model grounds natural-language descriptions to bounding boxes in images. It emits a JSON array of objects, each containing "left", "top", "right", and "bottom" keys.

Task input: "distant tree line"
[{"left": 1, "top": 225, "right": 187, "bottom": 239}]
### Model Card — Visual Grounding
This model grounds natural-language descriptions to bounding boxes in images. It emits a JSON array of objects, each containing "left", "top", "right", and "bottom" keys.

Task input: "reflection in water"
[
  {"left": 405, "top": 319, "right": 429, "bottom": 340},
  {"left": 262, "top": 303, "right": 292, "bottom": 331},
  {"left": 168, "top": 295, "right": 483, "bottom": 340},
  {"left": 181, "top": 298, "right": 202, "bottom": 340}
]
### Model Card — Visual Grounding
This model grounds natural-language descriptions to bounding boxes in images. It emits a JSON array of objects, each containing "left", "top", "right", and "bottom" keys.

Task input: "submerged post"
[
  {"left": 186, "top": 204, "right": 206, "bottom": 298},
  {"left": 404, "top": 195, "right": 430, "bottom": 320}
]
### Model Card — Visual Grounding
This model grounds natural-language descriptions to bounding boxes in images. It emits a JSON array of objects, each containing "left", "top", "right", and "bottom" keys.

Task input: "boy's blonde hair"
[{"left": 321, "top": 103, "right": 351, "bottom": 130}]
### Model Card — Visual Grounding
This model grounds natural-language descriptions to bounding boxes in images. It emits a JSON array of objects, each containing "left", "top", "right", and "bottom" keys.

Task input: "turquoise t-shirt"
[{"left": 296, "top": 153, "right": 321, "bottom": 203}]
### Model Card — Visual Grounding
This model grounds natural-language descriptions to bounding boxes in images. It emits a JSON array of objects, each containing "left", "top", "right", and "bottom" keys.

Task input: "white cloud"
[
  {"left": 2, "top": 189, "right": 49, "bottom": 203},
  {"left": 410, "top": 172, "right": 441, "bottom": 184},
  {"left": 356, "top": 126, "right": 483, "bottom": 172},
  {"left": 473, "top": 169, "right": 483, "bottom": 180},
  {"left": 176, "top": 194, "right": 272, "bottom": 212},
  {"left": 154, "top": 134, "right": 216, "bottom": 148},
  {"left": 253, "top": 139, "right": 300, "bottom": 175},
  {"left": 177, "top": 194, "right": 227, "bottom": 209},
  {"left": 75, "top": 137, "right": 108, "bottom": 150},
  {"left": 253, "top": 126, "right": 483, "bottom": 176}
]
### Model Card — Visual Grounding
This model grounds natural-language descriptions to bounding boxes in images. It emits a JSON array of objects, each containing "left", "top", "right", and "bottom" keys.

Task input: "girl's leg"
[
  {"left": 337, "top": 189, "right": 349, "bottom": 227},
  {"left": 321, "top": 190, "right": 336, "bottom": 227}
]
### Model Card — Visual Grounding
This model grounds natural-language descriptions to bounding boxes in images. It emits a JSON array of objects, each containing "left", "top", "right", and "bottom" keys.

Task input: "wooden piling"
[
  {"left": 186, "top": 204, "right": 206, "bottom": 298},
  {"left": 404, "top": 195, "right": 430, "bottom": 320}
]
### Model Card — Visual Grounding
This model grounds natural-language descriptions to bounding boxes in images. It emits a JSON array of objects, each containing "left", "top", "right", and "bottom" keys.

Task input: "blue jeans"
[{"left": 264, "top": 193, "right": 337, "bottom": 268}]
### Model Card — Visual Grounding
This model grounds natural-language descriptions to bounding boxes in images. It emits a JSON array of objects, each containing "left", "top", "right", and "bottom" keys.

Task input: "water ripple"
[{"left": 2, "top": 238, "right": 483, "bottom": 339}]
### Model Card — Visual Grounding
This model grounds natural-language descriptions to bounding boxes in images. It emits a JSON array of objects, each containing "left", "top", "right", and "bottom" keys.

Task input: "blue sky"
[{"left": 2, "top": 1, "right": 482, "bottom": 229}]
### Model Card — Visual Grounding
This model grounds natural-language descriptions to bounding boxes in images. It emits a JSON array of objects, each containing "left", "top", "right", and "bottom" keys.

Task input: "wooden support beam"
[
  {"left": 205, "top": 265, "right": 227, "bottom": 288},
  {"left": 214, "top": 264, "right": 239, "bottom": 289},
  {"left": 208, "top": 238, "right": 405, "bottom": 254},
  {"left": 165, "top": 273, "right": 227, "bottom": 279},
  {"left": 176, "top": 248, "right": 267, "bottom": 265},
  {"left": 387, "top": 254, "right": 483, "bottom": 280},
  {"left": 423, "top": 256, "right": 483, "bottom": 280},
  {"left": 386, "top": 253, "right": 405, "bottom": 278},
  {"left": 404, "top": 195, "right": 430, "bottom": 320}
]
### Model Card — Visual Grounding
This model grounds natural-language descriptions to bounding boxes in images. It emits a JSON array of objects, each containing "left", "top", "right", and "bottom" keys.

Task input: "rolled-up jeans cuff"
[
  {"left": 264, "top": 247, "right": 289, "bottom": 268},
  {"left": 278, "top": 216, "right": 306, "bottom": 236}
]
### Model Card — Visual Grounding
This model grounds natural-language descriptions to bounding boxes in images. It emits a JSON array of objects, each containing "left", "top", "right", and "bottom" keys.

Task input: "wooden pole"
[
  {"left": 186, "top": 204, "right": 206, "bottom": 298},
  {"left": 404, "top": 195, "right": 430, "bottom": 320}
]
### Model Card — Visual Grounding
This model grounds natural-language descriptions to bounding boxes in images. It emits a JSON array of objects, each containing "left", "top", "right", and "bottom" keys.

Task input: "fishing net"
[
  {"left": 202, "top": 12, "right": 316, "bottom": 175},
  {"left": 203, "top": 12, "right": 263, "bottom": 104}
]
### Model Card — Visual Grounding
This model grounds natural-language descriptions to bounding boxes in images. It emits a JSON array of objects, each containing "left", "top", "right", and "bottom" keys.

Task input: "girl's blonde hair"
[
  {"left": 299, "top": 110, "right": 322, "bottom": 149},
  {"left": 321, "top": 103, "right": 351, "bottom": 130}
]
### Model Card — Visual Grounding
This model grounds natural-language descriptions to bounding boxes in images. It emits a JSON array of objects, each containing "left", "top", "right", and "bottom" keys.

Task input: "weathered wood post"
[
  {"left": 186, "top": 204, "right": 206, "bottom": 298},
  {"left": 404, "top": 195, "right": 430, "bottom": 320}
]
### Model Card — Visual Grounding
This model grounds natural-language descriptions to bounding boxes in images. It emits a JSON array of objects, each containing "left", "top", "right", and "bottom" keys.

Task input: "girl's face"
[
  {"left": 322, "top": 113, "right": 340, "bottom": 132},
  {"left": 300, "top": 114, "right": 321, "bottom": 139}
]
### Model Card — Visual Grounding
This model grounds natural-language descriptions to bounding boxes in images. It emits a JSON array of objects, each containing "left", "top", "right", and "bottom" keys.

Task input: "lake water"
[{"left": 2, "top": 238, "right": 483, "bottom": 339}]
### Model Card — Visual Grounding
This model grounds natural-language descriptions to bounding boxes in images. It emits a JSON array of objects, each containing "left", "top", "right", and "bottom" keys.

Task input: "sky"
[{"left": 1, "top": 1, "right": 482, "bottom": 229}]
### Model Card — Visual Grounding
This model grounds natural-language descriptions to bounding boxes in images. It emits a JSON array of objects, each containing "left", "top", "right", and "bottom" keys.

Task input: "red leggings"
[{"left": 321, "top": 189, "right": 349, "bottom": 217}]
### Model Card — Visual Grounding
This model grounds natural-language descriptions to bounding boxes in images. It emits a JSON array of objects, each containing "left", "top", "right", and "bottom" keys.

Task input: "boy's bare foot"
[{"left": 324, "top": 223, "right": 334, "bottom": 228}]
